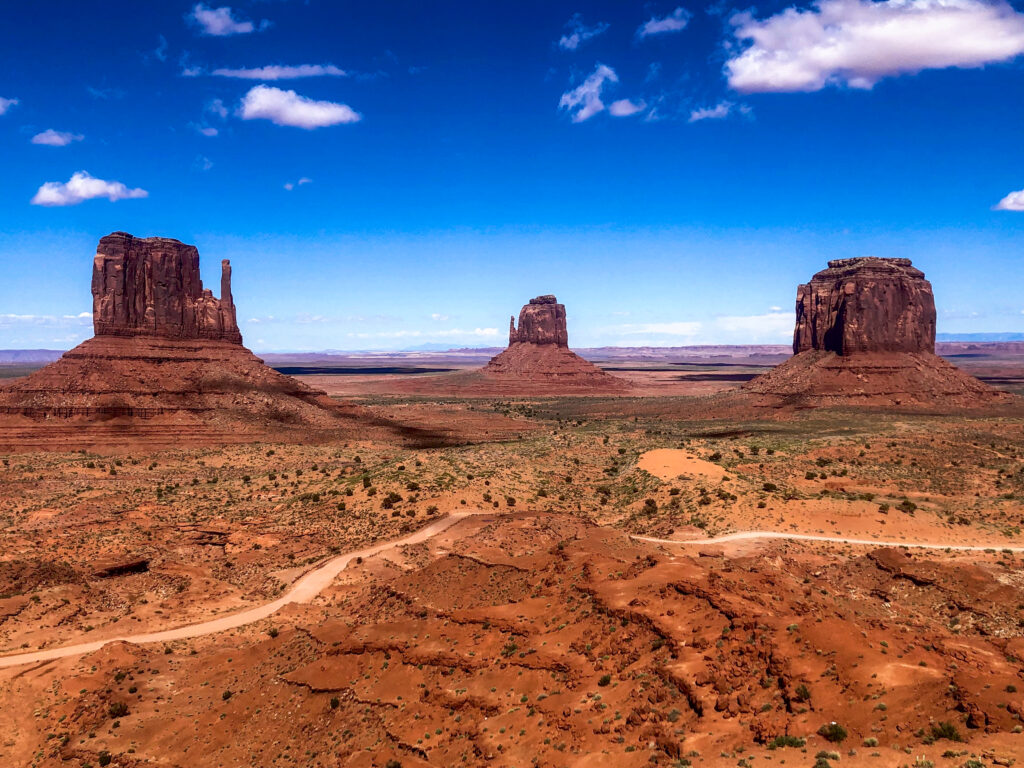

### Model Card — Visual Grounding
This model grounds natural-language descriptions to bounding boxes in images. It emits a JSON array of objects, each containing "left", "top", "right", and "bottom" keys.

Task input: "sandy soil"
[{"left": 3, "top": 354, "right": 1024, "bottom": 767}]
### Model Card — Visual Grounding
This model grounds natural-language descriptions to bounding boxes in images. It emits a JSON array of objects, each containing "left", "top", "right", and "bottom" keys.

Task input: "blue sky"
[{"left": 1, "top": 0, "right": 1022, "bottom": 351}]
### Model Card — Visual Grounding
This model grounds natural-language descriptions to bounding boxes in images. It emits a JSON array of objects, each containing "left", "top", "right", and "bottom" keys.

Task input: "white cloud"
[
  {"left": 638, "top": 7, "right": 692, "bottom": 37},
  {"left": 726, "top": 0, "right": 1024, "bottom": 93},
  {"left": 0, "top": 96, "right": 18, "bottom": 115},
  {"left": 283, "top": 177, "right": 312, "bottom": 191},
  {"left": 559, "top": 14, "right": 610, "bottom": 50},
  {"left": 609, "top": 98, "right": 646, "bottom": 117},
  {"left": 559, "top": 64, "right": 618, "bottom": 122},
  {"left": 606, "top": 312, "right": 794, "bottom": 345},
  {"left": 713, "top": 312, "right": 794, "bottom": 339},
  {"left": 346, "top": 328, "right": 499, "bottom": 340},
  {"left": 188, "top": 4, "right": 265, "bottom": 36},
  {"left": 31, "top": 171, "right": 148, "bottom": 207},
  {"left": 239, "top": 85, "right": 361, "bottom": 129},
  {"left": 198, "top": 126, "right": 219, "bottom": 137},
  {"left": 689, "top": 101, "right": 733, "bottom": 122},
  {"left": 995, "top": 188, "right": 1024, "bottom": 211},
  {"left": 154, "top": 35, "right": 168, "bottom": 62},
  {"left": 31, "top": 129, "right": 84, "bottom": 146},
  {"left": 430, "top": 313, "right": 451, "bottom": 321},
  {"left": 212, "top": 64, "right": 347, "bottom": 80},
  {"left": 207, "top": 98, "right": 228, "bottom": 119},
  {"left": 195, "top": 155, "right": 214, "bottom": 171}
]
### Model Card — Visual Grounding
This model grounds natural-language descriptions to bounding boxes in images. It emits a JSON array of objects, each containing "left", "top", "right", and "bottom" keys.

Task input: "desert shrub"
[
  {"left": 361, "top": 475, "right": 371, "bottom": 488},
  {"left": 330, "top": 696, "right": 339, "bottom": 709},
  {"left": 793, "top": 684, "right": 811, "bottom": 702},
  {"left": 98, "top": 752, "right": 112, "bottom": 767},
  {"left": 506, "top": 497, "right": 516, "bottom": 507},
  {"left": 862, "top": 737, "right": 878, "bottom": 747},
  {"left": 267, "top": 627, "right": 278, "bottom": 638},
  {"left": 762, "top": 482, "right": 778, "bottom": 492},
  {"left": 643, "top": 498, "right": 657, "bottom": 513},
  {"left": 381, "top": 492, "right": 403, "bottom": 509},
  {"left": 108, "top": 702, "right": 129, "bottom": 718},
  {"left": 767, "top": 735, "right": 805, "bottom": 749},
  {"left": 598, "top": 674, "right": 611, "bottom": 687},
  {"left": 817, "top": 722, "right": 847, "bottom": 743},
  {"left": 222, "top": 690, "right": 233, "bottom": 701},
  {"left": 930, "top": 721, "right": 963, "bottom": 742},
  {"left": 899, "top": 499, "right": 918, "bottom": 513},
  {"left": 805, "top": 471, "right": 817, "bottom": 480},
  {"left": 709, "top": 452, "right": 722, "bottom": 462}
]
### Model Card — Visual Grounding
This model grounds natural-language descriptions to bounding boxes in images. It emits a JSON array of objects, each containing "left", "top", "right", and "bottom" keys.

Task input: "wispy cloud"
[
  {"left": 212, "top": 64, "right": 347, "bottom": 80},
  {"left": 31, "top": 129, "right": 83, "bottom": 146},
  {"left": 995, "top": 188, "right": 1024, "bottom": 211},
  {"left": 689, "top": 101, "right": 735, "bottom": 122},
  {"left": 283, "top": 177, "right": 312, "bottom": 191},
  {"left": 188, "top": 3, "right": 267, "bottom": 36},
  {"left": 609, "top": 98, "right": 646, "bottom": 117},
  {"left": 559, "top": 64, "right": 618, "bottom": 122},
  {"left": 0, "top": 96, "right": 18, "bottom": 115},
  {"left": 154, "top": 34, "right": 168, "bottom": 62},
  {"left": 607, "top": 311, "right": 794, "bottom": 344},
  {"left": 31, "top": 171, "right": 148, "bottom": 207},
  {"left": 638, "top": 7, "right": 692, "bottom": 38},
  {"left": 558, "top": 14, "right": 609, "bottom": 51},
  {"left": 726, "top": 0, "right": 1024, "bottom": 93},
  {"left": 239, "top": 85, "right": 361, "bottom": 129},
  {"left": 345, "top": 327, "right": 499, "bottom": 340}
]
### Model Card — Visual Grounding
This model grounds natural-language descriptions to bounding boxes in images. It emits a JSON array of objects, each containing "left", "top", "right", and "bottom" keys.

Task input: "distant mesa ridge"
[{"left": 92, "top": 231, "right": 242, "bottom": 344}]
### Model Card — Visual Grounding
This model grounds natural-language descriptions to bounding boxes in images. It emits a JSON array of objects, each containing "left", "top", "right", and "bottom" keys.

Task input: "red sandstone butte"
[
  {"left": 92, "top": 232, "right": 242, "bottom": 344},
  {"left": 793, "top": 257, "right": 936, "bottom": 355},
  {"left": 484, "top": 295, "right": 621, "bottom": 388},
  {"left": 743, "top": 257, "right": 1007, "bottom": 408},
  {"left": 0, "top": 232, "right": 368, "bottom": 450}
]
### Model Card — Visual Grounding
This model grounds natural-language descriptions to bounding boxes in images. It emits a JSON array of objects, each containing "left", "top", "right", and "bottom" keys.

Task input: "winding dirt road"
[
  {"left": 633, "top": 530, "right": 1024, "bottom": 552},
  {"left": 0, "top": 513, "right": 468, "bottom": 670},
  {"left": 4, "top": 516, "right": 1021, "bottom": 669}
]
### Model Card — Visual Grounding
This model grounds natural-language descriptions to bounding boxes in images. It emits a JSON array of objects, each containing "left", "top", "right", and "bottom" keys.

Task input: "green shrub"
[
  {"left": 817, "top": 722, "right": 847, "bottom": 743},
  {"left": 767, "top": 735, "right": 805, "bottom": 749}
]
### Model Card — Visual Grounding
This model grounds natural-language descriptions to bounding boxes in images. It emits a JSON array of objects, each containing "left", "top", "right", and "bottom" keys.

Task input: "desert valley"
[{"left": 1, "top": 234, "right": 1023, "bottom": 768}]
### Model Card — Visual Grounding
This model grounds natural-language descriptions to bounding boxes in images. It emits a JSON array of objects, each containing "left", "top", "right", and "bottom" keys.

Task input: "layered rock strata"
[
  {"left": 0, "top": 233, "right": 353, "bottom": 448},
  {"left": 484, "top": 295, "right": 621, "bottom": 389},
  {"left": 743, "top": 257, "right": 1006, "bottom": 408}
]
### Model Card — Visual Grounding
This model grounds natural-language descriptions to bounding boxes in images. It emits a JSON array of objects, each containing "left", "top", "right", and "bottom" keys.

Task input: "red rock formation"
[
  {"left": 92, "top": 232, "right": 242, "bottom": 344},
  {"left": 0, "top": 232, "right": 405, "bottom": 449},
  {"left": 793, "top": 257, "right": 936, "bottom": 355},
  {"left": 483, "top": 295, "right": 624, "bottom": 391},
  {"left": 742, "top": 257, "right": 1007, "bottom": 409},
  {"left": 508, "top": 295, "right": 569, "bottom": 347}
]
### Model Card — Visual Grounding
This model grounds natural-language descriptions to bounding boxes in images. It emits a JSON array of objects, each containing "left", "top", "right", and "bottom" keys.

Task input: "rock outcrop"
[
  {"left": 793, "top": 257, "right": 936, "bottom": 355},
  {"left": 742, "top": 257, "right": 1007, "bottom": 409},
  {"left": 92, "top": 232, "right": 242, "bottom": 343},
  {"left": 0, "top": 232, "right": 398, "bottom": 449},
  {"left": 483, "top": 295, "right": 623, "bottom": 391},
  {"left": 508, "top": 295, "right": 569, "bottom": 347}
]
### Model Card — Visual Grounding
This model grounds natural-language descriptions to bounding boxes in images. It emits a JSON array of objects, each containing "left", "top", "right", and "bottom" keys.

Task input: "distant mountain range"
[
  {"left": 0, "top": 349, "right": 64, "bottom": 363},
  {"left": 936, "top": 333, "right": 1024, "bottom": 342}
]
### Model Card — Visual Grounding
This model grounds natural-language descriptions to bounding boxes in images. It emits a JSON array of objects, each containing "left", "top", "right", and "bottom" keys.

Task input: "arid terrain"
[{"left": 3, "top": 346, "right": 1024, "bottom": 767}]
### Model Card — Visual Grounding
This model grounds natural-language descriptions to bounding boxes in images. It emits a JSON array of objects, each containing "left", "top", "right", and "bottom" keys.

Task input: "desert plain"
[
  {"left": 3, "top": 342, "right": 1024, "bottom": 768},
  {"left": 3, "top": 246, "right": 1024, "bottom": 768}
]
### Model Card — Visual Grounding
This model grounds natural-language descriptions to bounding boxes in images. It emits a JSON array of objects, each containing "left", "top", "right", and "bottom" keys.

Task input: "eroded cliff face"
[
  {"left": 91, "top": 232, "right": 241, "bottom": 344},
  {"left": 793, "top": 257, "right": 936, "bottom": 356},
  {"left": 508, "top": 295, "right": 569, "bottom": 348}
]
